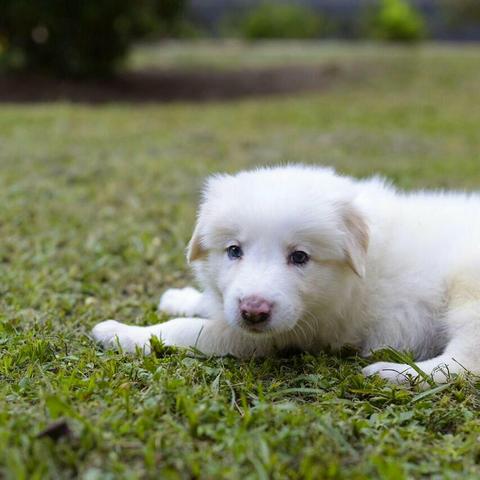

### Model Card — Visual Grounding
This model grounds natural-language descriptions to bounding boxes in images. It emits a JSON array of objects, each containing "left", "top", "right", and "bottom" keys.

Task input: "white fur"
[
  {"left": 158, "top": 287, "right": 207, "bottom": 317},
  {"left": 92, "top": 165, "right": 480, "bottom": 385}
]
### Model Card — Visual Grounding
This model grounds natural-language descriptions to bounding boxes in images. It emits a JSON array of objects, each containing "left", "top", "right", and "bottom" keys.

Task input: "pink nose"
[{"left": 239, "top": 295, "right": 273, "bottom": 325}]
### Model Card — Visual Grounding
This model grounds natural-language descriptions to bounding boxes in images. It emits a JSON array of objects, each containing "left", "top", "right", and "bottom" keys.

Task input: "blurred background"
[{"left": 1, "top": 0, "right": 480, "bottom": 96}]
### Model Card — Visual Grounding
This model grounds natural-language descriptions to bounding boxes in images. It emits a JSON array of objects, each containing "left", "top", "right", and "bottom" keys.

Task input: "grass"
[{"left": 2, "top": 41, "right": 480, "bottom": 479}]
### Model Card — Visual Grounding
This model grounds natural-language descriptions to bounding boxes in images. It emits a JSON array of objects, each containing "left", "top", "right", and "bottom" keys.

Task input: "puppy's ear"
[
  {"left": 342, "top": 204, "right": 369, "bottom": 278},
  {"left": 186, "top": 222, "right": 206, "bottom": 263}
]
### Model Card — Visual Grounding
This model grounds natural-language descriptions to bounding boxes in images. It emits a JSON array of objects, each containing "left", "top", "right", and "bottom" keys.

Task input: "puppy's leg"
[
  {"left": 362, "top": 331, "right": 477, "bottom": 385},
  {"left": 92, "top": 317, "right": 272, "bottom": 358},
  {"left": 158, "top": 287, "right": 210, "bottom": 317},
  {"left": 364, "top": 269, "right": 480, "bottom": 385}
]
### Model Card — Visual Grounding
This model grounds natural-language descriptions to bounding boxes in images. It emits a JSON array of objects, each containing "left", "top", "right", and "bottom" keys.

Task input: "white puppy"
[{"left": 93, "top": 165, "right": 480, "bottom": 384}]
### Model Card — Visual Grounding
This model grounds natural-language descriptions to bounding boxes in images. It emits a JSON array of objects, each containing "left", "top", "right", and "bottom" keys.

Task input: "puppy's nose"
[{"left": 239, "top": 296, "right": 273, "bottom": 325}]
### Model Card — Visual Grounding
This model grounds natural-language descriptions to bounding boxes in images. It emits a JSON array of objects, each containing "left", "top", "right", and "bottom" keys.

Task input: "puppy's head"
[{"left": 188, "top": 166, "right": 368, "bottom": 336}]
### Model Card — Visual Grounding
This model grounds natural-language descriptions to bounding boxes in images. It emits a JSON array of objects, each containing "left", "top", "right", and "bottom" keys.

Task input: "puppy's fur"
[{"left": 93, "top": 165, "right": 480, "bottom": 384}]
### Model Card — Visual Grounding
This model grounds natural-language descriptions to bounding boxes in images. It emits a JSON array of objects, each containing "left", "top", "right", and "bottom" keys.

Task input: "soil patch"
[{"left": 0, "top": 63, "right": 368, "bottom": 103}]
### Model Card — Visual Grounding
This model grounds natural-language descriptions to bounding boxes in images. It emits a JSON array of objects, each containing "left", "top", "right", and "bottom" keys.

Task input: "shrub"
[
  {"left": 445, "top": 0, "right": 480, "bottom": 26},
  {"left": 239, "top": 3, "right": 322, "bottom": 40},
  {"left": 368, "top": 0, "right": 426, "bottom": 42},
  {"left": 0, "top": 0, "right": 187, "bottom": 77},
  {"left": 156, "top": 0, "right": 191, "bottom": 36}
]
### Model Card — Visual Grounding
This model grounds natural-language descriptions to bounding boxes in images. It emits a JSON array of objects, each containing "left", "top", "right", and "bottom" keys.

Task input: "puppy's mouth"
[{"left": 238, "top": 321, "right": 272, "bottom": 334}]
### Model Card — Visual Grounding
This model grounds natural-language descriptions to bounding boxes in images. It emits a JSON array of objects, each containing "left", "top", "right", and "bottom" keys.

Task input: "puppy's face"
[{"left": 189, "top": 168, "right": 368, "bottom": 336}]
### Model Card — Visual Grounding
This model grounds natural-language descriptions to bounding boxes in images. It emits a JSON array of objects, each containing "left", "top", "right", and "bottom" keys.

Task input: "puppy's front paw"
[
  {"left": 91, "top": 319, "right": 123, "bottom": 346},
  {"left": 91, "top": 320, "right": 152, "bottom": 354},
  {"left": 362, "top": 361, "right": 413, "bottom": 384},
  {"left": 158, "top": 287, "right": 203, "bottom": 317}
]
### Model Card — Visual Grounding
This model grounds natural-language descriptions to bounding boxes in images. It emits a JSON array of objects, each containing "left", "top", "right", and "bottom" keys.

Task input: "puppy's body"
[{"left": 93, "top": 166, "right": 480, "bottom": 384}]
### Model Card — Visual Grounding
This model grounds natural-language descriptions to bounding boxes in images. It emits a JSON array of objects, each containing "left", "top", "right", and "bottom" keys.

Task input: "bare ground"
[{"left": 0, "top": 63, "right": 366, "bottom": 103}]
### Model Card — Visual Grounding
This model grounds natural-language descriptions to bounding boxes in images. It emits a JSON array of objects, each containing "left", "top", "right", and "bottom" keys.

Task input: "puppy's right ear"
[{"left": 186, "top": 222, "right": 206, "bottom": 263}]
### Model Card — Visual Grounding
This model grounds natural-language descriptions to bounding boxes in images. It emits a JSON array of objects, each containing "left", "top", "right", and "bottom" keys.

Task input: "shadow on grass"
[{"left": 0, "top": 63, "right": 368, "bottom": 103}]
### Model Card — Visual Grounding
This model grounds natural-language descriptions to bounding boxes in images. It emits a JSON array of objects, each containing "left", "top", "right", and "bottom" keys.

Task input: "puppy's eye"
[
  {"left": 289, "top": 250, "right": 310, "bottom": 266},
  {"left": 227, "top": 245, "right": 243, "bottom": 260}
]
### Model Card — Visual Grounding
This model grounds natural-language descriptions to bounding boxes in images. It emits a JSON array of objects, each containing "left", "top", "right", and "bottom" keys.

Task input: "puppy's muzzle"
[{"left": 239, "top": 295, "right": 273, "bottom": 327}]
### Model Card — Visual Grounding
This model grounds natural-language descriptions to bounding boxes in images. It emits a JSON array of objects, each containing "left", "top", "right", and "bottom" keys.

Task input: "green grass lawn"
[{"left": 2, "top": 41, "right": 480, "bottom": 479}]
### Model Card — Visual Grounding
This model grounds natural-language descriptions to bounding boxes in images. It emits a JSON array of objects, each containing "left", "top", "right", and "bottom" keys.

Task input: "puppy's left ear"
[
  {"left": 186, "top": 221, "right": 206, "bottom": 263},
  {"left": 342, "top": 204, "right": 369, "bottom": 278}
]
